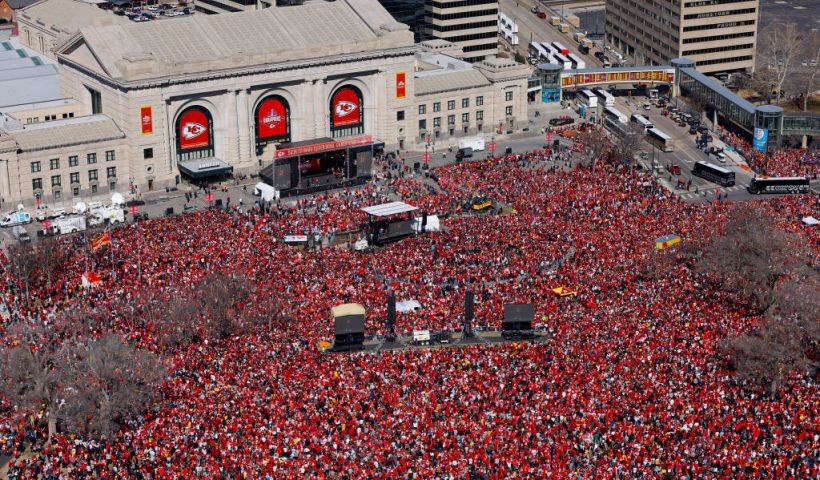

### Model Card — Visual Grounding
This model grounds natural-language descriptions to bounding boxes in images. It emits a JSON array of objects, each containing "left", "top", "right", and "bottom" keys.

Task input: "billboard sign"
[
  {"left": 274, "top": 135, "right": 372, "bottom": 159},
  {"left": 140, "top": 106, "right": 153, "bottom": 135},
  {"left": 753, "top": 128, "right": 768, "bottom": 152},
  {"left": 177, "top": 107, "right": 212, "bottom": 151},
  {"left": 331, "top": 86, "right": 363, "bottom": 128},
  {"left": 256, "top": 97, "right": 290, "bottom": 142}
]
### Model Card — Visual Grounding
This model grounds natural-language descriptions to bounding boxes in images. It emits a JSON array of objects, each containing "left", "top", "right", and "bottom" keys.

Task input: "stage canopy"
[
  {"left": 331, "top": 303, "right": 366, "bottom": 318},
  {"left": 361, "top": 201, "right": 418, "bottom": 217},
  {"left": 178, "top": 158, "right": 233, "bottom": 179}
]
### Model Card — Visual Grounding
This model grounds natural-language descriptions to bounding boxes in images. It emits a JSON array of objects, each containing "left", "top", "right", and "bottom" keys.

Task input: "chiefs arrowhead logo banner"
[
  {"left": 396, "top": 72, "right": 406, "bottom": 99},
  {"left": 177, "top": 107, "right": 212, "bottom": 151},
  {"left": 331, "top": 87, "right": 363, "bottom": 128},
  {"left": 256, "top": 97, "right": 290, "bottom": 142},
  {"left": 140, "top": 106, "right": 153, "bottom": 135}
]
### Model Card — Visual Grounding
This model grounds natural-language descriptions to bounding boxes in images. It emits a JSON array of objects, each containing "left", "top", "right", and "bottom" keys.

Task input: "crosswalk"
[{"left": 677, "top": 184, "right": 745, "bottom": 200}]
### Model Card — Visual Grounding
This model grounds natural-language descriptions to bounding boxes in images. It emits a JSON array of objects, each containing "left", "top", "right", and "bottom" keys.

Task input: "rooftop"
[
  {"left": 58, "top": 0, "right": 414, "bottom": 83},
  {"left": 361, "top": 201, "right": 418, "bottom": 217},
  {"left": 5, "top": 114, "right": 125, "bottom": 151},
  {"left": 0, "top": 39, "right": 59, "bottom": 108},
  {"left": 18, "top": 0, "right": 128, "bottom": 36}
]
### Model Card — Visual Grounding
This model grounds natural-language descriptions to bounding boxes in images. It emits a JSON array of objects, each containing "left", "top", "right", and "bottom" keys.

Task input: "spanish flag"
[{"left": 91, "top": 231, "right": 111, "bottom": 251}]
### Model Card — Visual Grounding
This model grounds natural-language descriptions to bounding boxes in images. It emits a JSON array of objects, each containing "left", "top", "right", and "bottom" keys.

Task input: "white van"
[
  {"left": 0, "top": 211, "right": 32, "bottom": 227},
  {"left": 458, "top": 137, "right": 485, "bottom": 151},
  {"left": 88, "top": 206, "right": 125, "bottom": 227},
  {"left": 52, "top": 215, "right": 86, "bottom": 235}
]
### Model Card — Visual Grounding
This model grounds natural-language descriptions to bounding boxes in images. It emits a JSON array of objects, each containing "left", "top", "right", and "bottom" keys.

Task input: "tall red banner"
[
  {"left": 396, "top": 72, "right": 406, "bottom": 99},
  {"left": 257, "top": 98, "right": 289, "bottom": 140},
  {"left": 140, "top": 106, "right": 152, "bottom": 135},
  {"left": 177, "top": 108, "right": 210, "bottom": 151},
  {"left": 331, "top": 87, "right": 362, "bottom": 127}
]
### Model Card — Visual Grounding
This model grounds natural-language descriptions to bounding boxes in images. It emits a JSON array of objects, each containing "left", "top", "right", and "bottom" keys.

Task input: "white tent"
[
  {"left": 111, "top": 192, "right": 125, "bottom": 206},
  {"left": 396, "top": 300, "right": 422, "bottom": 313},
  {"left": 802, "top": 216, "right": 819, "bottom": 226},
  {"left": 412, "top": 215, "right": 440, "bottom": 233}
]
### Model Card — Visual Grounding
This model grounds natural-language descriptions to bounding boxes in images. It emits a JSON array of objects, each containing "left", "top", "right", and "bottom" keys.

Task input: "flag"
[
  {"left": 715, "top": 183, "right": 719, "bottom": 199},
  {"left": 81, "top": 272, "right": 102, "bottom": 288},
  {"left": 91, "top": 231, "right": 111, "bottom": 251}
]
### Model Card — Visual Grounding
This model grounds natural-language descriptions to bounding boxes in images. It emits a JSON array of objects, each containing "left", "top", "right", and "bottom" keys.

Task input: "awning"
[
  {"left": 331, "top": 303, "right": 366, "bottom": 318},
  {"left": 361, "top": 201, "right": 418, "bottom": 217},
  {"left": 177, "top": 158, "right": 233, "bottom": 179}
]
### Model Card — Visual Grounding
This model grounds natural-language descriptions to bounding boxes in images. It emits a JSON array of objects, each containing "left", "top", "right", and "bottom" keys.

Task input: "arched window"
[{"left": 176, "top": 106, "right": 214, "bottom": 162}]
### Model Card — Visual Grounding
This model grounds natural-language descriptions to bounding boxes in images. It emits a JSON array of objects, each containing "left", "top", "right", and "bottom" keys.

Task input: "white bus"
[
  {"left": 591, "top": 87, "right": 615, "bottom": 107},
  {"left": 551, "top": 41, "right": 569, "bottom": 55},
  {"left": 529, "top": 42, "right": 548, "bottom": 62},
  {"left": 646, "top": 127, "right": 674, "bottom": 152},
  {"left": 567, "top": 52, "right": 586, "bottom": 69},
  {"left": 553, "top": 52, "right": 573, "bottom": 69},
  {"left": 630, "top": 113, "right": 654, "bottom": 132},
  {"left": 604, "top": 106, "right": 628, "bottom": 123},
  {"left": 578, "top": 89, "right": 598, "bottom": 108}
]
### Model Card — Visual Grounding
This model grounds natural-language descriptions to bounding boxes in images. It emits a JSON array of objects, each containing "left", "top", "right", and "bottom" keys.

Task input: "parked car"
[
  {"left": 537, "top": 12, "right": 547, "bottom": 19},
  {"left": 688, "top": 126, "right": 698, "bottom": 135},
  {"left": 549, "top": 117, "right": 575, "bottom": 127}
]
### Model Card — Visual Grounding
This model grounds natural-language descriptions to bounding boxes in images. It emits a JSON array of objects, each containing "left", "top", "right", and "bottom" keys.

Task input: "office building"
[
  {"left": 605, "top": 0, "right": 759, "bottom": 74},
  {"left": 424, "top": 0, "right": 498, "bottom": 63},
  {"left": 379, "top": 0, "right": 426, "bottom": 42}
]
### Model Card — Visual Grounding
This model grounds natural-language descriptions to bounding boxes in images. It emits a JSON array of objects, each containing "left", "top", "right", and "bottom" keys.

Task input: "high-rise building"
[
  {"left": 605, "top": 0, "right": 759, "bottom": 75},
  {"left": 378, "top": 0, "right": 426, "bottom": 42},
  {"left": 424, "top": 0, "right": 498, "bottom": 63}
]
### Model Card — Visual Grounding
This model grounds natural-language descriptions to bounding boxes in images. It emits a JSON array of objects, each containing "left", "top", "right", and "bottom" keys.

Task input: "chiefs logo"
[
  {"left": 263, "top": 110, "right": 282, "bottom": 129},
  {"left": 335, "top": 100, "right": 357, "bottom": 118},
  {"left": 182, "top": 122, "right": 206, "bottom": 140}
]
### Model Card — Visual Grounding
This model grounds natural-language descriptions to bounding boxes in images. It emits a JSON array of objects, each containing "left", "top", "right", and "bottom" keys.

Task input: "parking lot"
[{"left": 110, "top": 3, "right": 194, "bottom": 22}]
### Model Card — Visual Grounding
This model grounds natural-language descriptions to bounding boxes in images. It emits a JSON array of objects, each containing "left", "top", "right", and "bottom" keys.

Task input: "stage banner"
[
  {"left": 396, "top": 72, "right": 406, "bottom": 99},
  {"left": 275, "top": 135, "right": 372, "bottom": 159},
  {"left": 140, "top": 106, "right": 153, "bottom": 135}
]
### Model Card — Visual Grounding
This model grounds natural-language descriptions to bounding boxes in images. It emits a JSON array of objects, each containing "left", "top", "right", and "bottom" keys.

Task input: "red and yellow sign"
[
  {"left": 396, "top": 72, "right": 406, "bottom": 99},
  {"left": 140, "top": 106, "right": 153, "bottom": 135},
  {"left": 274, "top": 135, "right": 372, "bottom": 159},
  {"left": 560, "top": 69, "right": 675, "bottom": 88}
]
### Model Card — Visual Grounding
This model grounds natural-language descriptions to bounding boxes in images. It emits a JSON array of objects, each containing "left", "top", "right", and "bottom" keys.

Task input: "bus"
[
  {"left": 630, "top": 113, "right": 654, "bottom": 132},
  {"left": 591, "top": 87, "right": 615, "bottom": 106},
  {"left": 567, "top": 52, "right": 586, "bottom": 69},
  {"left": 646, "top": 127, "right": 675, "bottom": 152},
  {"left": 578, "top": 89, "right": 598, "bottom": 108},
  {"left": 553, "top": 52, "right": 573, "bottom": 69},
  {"left": 747, "top": 177, "right": 810, "bottom": 194},
  {"left": 692, "top": 161, "right": 735, "bottom": 186},
  {"left": 551, "top": 41, "right": 569, "bottom": 55},
  {"left": 604, "top": 106, "right": 628, "bottom": 123},
  {"left": 529, "top": 42, "right": 549, "bottom": 62}
]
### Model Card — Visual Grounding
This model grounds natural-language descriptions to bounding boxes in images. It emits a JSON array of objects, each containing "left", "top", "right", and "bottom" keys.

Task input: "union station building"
[{"left": 0, "top": 0, "right": 529, "bottom": 205}]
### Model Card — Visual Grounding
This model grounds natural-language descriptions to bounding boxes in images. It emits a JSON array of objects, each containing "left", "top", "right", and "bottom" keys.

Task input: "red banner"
[
  {"left": 128, "top": 205, "right": 139, "bottom": 215},
  {"left": 275, "top": 135, "right": 372, "bottom": 159},
  {"left": 257, "top": 98, "right": 289, "bottom": 140},
  {"left": 177, "top": 108, "right": 210, "bottom": 151},
  {"left": 331, "top": 87, "right": 362, "bottom": 127},
  {"left": 396, "top": 72, "right": 406, "bottom": 99},
  {"left": 141, "top": 106, "right": 153, "bottom": 135},
  {"left": 205, "top": 192, "right": 215, "bottom": 202}
]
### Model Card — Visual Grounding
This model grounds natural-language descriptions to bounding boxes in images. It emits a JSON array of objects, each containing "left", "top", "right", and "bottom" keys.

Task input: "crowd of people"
[
  {"left": 718, "top": 128, "right": 818, "bottom": 179},
  {"left": 0, "top": 137, "right": 817, "bottom": 479}
]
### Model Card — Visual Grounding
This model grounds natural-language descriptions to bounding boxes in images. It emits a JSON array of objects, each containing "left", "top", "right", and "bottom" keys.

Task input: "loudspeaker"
[
  {"left": 463, "top": 290, "right": 474, "bottom": 337},
  {"left": 165, "top": 207, "right": 174, "bottom": 216},
  {"left": 214, "top": 199, "right": 223, "bottom": 207},
  {"left": 502, "top": 303, "right": 534, "bottom": 336},
  {"left": 422, "top": 213, "right": 428, "bottom": 233},
  {"left": 386, "top": 294, "right": 396, "bottom": 333}
]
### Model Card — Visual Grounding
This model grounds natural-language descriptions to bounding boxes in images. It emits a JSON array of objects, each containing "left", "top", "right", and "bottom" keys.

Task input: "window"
[
  {"left": 143, "top": 148, "right": 154, "bottom": 159},
  {"left": 72, "top": 187, "right": 79, "bottom": 197},
  {"left": 505, "top": 91, "right": 513, "bottom": 102},
  {"left": 462, "top": 98, "right": 469, "bottom": 108},
  {"left": 32, "top": 178, "right": 42, "bottom": 190},
  {"left": 461, "top": 113, "right": 469, "bottom": 123},
  {"left": 447, "top": 100, "right": 456, "bottom": 111},
  {"left": 433, "top": 117, "right": 441, "bottom": 127},
  {"left": 87, "top": 87, "right": 102, "bottom": 114},
  {"left": 506, "top": 106, "right": 513, "bottom": 116},
  {"left": 447, "top": 115, "right": 455, "bottom": 125},
  {"left": 476, "top": 96, "right": 484, "bottom": 106},
  {"left": 30, "top": 161, "right": 41, "bottom": 173},
  {"left": 91, "top": 184, "right": 98, "bottom": 194},
  {"left": 397, "top": 110, "right": 405, "bottom": 121},
  {"left": 54, "top": 190, "right": 61, "bottom": 200},
  {"left": 419, "top": 104, "right": 426, "bottom": 115},
  {"left": 109, "top": 181, "right": 117, "bottom": 191},
  {"left": 419, "top": 119, "right": 427, "bottom": 131},
  {"left": 51, "top": 175, "right": 61, "bottom": 187},
  {"left": 45, "top": 115, "right": 56, "bottom": 121},
  {"left": 106, "top": 150, "right": 115, "bottom": 162},
  {"left": 49, "top": 158, "right": 59, "bottom": 170},
  {"left": 433, "top": 102, "right": 441, "bottom": 112},
  {"left": 88, "top": 169, "right": 98, "bottom": 181},
  {"left": 68, "top": 155, "right": 78, "bottom": 167},
  {"left": 70, "top": 172, "right": 80, "bottom": 184},
  {"left": 87, "top": 153, "right": 97, "bottom": 164},
  {"left": 476, "top": 111, "right": 484, "bottom": 121},
  {"left": 107, "top": 167, "right": 117, "bottom": 178}
]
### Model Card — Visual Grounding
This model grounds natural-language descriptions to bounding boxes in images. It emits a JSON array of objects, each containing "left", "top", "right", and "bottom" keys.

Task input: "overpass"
[{"left": 534, "top": 58, "right": 820, "bottom": 146}]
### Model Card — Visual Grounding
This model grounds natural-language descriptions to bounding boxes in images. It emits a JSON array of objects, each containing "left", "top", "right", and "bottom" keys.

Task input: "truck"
[
  {"left": 12, "top": 225, "right": 31, "bottom": 243},
  {"left": 88, "top": 206, "right": 125, "bottom": 227},
  {"left": 573, "top": 32, "right": 586, "bottom": 42},
  {"left": 559, "top": 23, "right": 570, "bottom": 33},
  {"left": 458, "top": 137, "right": 485, "bottom": 151},
  {"left": 0, "top": 210, "right": 32, "bottom": 228},
  {"left": 550, "top": 16, "right": 560, "bottom": 26},
  {"left": 52, "top": 215, "right": 86, "bottom": 235}
]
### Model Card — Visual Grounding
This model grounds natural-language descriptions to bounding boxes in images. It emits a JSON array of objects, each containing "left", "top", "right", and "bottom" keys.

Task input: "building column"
[{"left": 236, "top": 89, "right": 251, "bottom": 165}]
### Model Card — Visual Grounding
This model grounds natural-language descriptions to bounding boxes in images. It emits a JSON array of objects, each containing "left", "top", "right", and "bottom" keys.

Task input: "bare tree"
[
  {"left": 615, "top": 123, "right": 645, "bottom": 171},
  {"left": 58, "top": 334, "right": 165, "bottom": 436},
  {"left": 5, "top": 243, "right": 38, "bottom": 299},
  {"left": 576, "top": 128, "right": 612, "bottom": 168},
  {"left": 35, "top": 236, "right": 65, "bottom": 291},
  {"left": 697, "top": 203, "right": 806, "bottom": 315},
  {"left": 791, "top": 30, "right": 820, "bottom": 112},
  {"left": 756, "top": 23, "right": 802, "bottom": 104}
]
